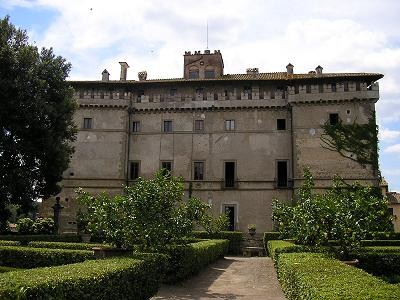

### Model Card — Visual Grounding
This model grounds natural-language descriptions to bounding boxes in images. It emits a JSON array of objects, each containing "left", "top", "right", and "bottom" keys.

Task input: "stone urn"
[{"left": 248, "top": 225, "right": 256, "bottom": 237}]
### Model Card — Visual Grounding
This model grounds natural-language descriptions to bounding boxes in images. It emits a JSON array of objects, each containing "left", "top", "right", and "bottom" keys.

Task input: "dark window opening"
[
  {"left": 79, "top": 90, "right": 84, "bottom": 98},
  {"left": 90, "top": 89, "right": 94, "bottom": 99},
  {"left": 224, "top": 206, "right": 235, "bottom": 231},
  {"left": 109, "top": 90, "right": 113, "bottom": 99},
  {"left": 277, "top": 161, "right": 288, "bottom": 188},
  {"left": 189, "top": 69, "right": 199, "bottom": 79},
  {"left": 331, "top": 83, "right": 337, "bottom": 92},
  {"left": 224, "top": 90, "right": 228, "bottom": 97},
  {"left": 225, "top": 161, "right": 236, "bottom": 188},
  {"left": 130, "top": 162, "right": 139, "bottom": 180},
  {"left": 100, "top": 91, "right": 104, "bottom": 99},
  {"left": 193, "top": 161, "right": 204, "bottom": 180},
  {"left": 318, "top": 84, "right": 323, "bottom": 93},
  {"left": 170, "top": 88, "right": 177, "bottom": 97},
  {"left": 214, "top": 93, "right": 218, "bottom": 100},
  {"left": 356, "top": 82, "right": 361, "bottom": 91},
  {"left": 329, "top": 113, "right": 339, "bottom": 125},
  {"left": 83, "top": 118, "right": 92, "bottom": 129},
  {"left": 119, "top": 91, "right": 124, "bottom": 99},
  {"left": 294, "top": 85, "right": 299, "bottom": 94},
  {"left": 194, "top": 120, "right": 204, "bottom": 131},
  {"left": 270, "top": 90, "right": 275, "bottom": 99},
  {"left": 306, "top": 85, "right": 311, "bottom": 93},
  {"left": 277, "top": 119, "right": 286, "bottom": 130},
  {"left": 163, "top": 120, "right": 173, "bottom": 132},
  {"left": 344, "top": 82, "right": 349, "bottom": 92},
  {"left": 161, "top": 161, "right": 172, "bottom": 175},
  {"left": 205, "top": 70, "right": 215, "bottom": 79},
  {"left": 132, "top": 121, "right": 140, "bottom": 132}
]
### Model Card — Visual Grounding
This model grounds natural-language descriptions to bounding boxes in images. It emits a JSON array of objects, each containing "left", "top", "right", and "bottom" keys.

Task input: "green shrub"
[
  {"left": 267, "top": 240, "right": 295, "bottom": 260},
  {"left": 192, "top": 231, "right": 242, "bottom": 255},
  {"left": 0, "top": 256, "right": 166, "bottom": 299},
  {"left": 164, "top": 239, "right": 229, "bottom": 283},
  {"left": 16, "top": 218, "right": 34, "bottom": 234},
  {"left": 365, "top": 232, "right": 400, "bottom": 240},
  {"left": 27, "top": 241, "right": 107, "bottom": 250},
  {"left": 32, "top": 217, "right": 55, "bottom": 234},
  {"left": 355, "top": 247, "right": 400, "bottom": 277},
  {"left": 0, "top": 246, "right": 93, "bottom": 268},
  {"left": 0, "top": 240, "right": 20, "bottom": 246},
  {"left": 277, "top": 252, "right": 400, "bottom": 300},
  {"left": 0, "top": 234, "right": 80, "bottom": 243}
]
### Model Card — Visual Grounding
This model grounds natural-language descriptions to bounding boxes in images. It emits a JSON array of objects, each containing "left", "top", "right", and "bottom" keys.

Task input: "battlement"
[{"left": 184, "top": 49, "right": 221, "bottom": 56}]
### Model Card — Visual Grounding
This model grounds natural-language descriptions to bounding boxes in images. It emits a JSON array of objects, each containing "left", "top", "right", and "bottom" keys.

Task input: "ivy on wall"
[{"left": 320, "top": 111, "right": 380, "bottom": 179}]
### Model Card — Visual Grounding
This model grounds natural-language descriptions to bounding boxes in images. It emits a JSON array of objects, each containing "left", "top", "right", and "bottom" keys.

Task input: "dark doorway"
[
  {"left": 225, "top": 161, "right": 235, "bottom": 188},
  {"left": 277, "top": 161, "right": 288, "bottom": 188},
  {"left": 224, "top": 206, "right": 235, "bottom": 231}
]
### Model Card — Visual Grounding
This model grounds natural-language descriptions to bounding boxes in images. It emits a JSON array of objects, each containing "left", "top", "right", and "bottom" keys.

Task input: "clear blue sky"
[{"left": 1, "top": 0, "right": 400, "bottom": 191}]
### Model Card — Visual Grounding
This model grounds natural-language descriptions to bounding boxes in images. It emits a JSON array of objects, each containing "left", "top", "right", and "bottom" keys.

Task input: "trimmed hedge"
[
  {"left": 277, "top": 252, "right": 400, "bottom": 300},
  {"left": 27, "top": 241, "right": 107, "bottom": 250},
  {"left": 263, "top": 232, "right": 282, "bottom": 252},
  {"left": 0, "top": 246, "right": 93, "bottom": 268},
  {"left": 355, "top": 247, "right": 400, "bottom": 277},
  {"left": 0, "top": 234, "right": 80, "bottom": 244},
  {"left": 361, "top": 240, "right": 400, "bottom": 247},
  {"left": 267, "top": 240, "right": 295, "bottom": 259},
  {"left": 164, "top": 239, "right": 229, "bottom": 283},
  {"left": 191, "top": 231, "right": 242, "bottom": 255},
  {"left": 0, "top": 255, "right": 166, "bottom": 299},
  {"left": 0, "top": 241, "right": 20, "bottom": 247},
  {"left": 365, "top": 232, "right": 400, "bottom": 240}
]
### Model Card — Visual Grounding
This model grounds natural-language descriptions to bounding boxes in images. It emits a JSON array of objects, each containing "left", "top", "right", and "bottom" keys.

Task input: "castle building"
[{"left": 40, "top": 50, "right": 383, "bottom": 233}]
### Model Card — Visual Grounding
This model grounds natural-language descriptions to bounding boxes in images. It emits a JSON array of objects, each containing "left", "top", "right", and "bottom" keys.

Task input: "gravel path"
[{"left": 152, "top": 256, "right": 286, "bottom": 300}]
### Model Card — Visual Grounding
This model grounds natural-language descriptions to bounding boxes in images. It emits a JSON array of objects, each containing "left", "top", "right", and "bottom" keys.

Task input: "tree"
[
  {"left": 272, "top": 168, "right": 393, "bottom": 259},
  {"left": 77, "top": 171, "right": 227, "bottom": 251},
  {"left": 0, "top": 16, "right": 76, "bottom": 231}
]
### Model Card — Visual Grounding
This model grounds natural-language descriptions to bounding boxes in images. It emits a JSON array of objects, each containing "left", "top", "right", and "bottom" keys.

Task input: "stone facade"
[{"left": 39, "top": 50, "right": 383, "bottom": 233}]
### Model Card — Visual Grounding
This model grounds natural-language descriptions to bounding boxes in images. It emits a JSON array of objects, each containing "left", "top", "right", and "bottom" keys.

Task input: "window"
[
  {"left": 189, "top": 69, "right": 199, "bottom": 79},
  {"left": 119, "top": 91, "right": 124, "bottom": 99},
  {"left": 161, "top": 161, "right": 173, "bottom": 175},
  {"left": 194, "top": 119, "right": 204, "bottom": 132},
  {"left": 388, "top": 207, "right": 394, "bottom": 216},
  {"left": 224, "top": 161, "right": 236, "bottom": 188},
  {"left": 356, "top": 82, "right": 361, "bottom": 91},
  {"left": 277, "top": 161, "right": 288, "bottom": 188},
  {"left": 294, "top": 85, "right": 299, "bottom": 94},
  {"left": 225, "top": 120, "right": 235, "bottom": 131},
  {"left": 90, "top": 89, "right": 94, "bottom": 99},
  {"left": 193, "top": 161, "right": 204, "bottom": 180},
  {"left": 306, "top": 85, "right": 311, "bottom": 94},
  {"left": 170, "top": 88, "right": 177, "bottom": 97},
  {"left": 100, "top": 91, "right": 104, "bottom": 99},
  {"left": 83, "top": 118, "right": 92, "bottom": 129},
  {"left": 329, "top": 113, "right": 339, "bottom": 125},
  {"left": 109, "top": 90, "right": 113, "bottom": 99},
  {"left": 277, "top": 119, "right": 286, "bottom": 130},
  {"left": 205, "top": 70, "right": 215, "bottom": 79},
  {"left": 163, "top": 120, "right": 173, "bottom": 133},
  {"left": 318, "top": 84, "right": 323, "bottom": 93},
  {"left": 331, "top": 83, "right": 337, "bottom": 92},
  {"left": 132, "top": 121, "right": 140, "bottom": 132},
  {"left": 344, "top": 82, "right": 349, "bottom": 92},
  {"left": 130, "top": 162, "right": 140, "bottom": 180},
  {"left": 79, "top": 89, "right": 84, "bottom": 98}
]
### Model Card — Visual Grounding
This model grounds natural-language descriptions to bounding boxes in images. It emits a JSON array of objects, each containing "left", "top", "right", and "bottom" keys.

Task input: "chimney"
[
  {"left": 101, "top": 69, "right": 110, "bottom": 81},
  {"left": 138, "top": 71, "right": 147, "bottom": 81},
  {"left": 316, "top": 65, "right": 323, "bottom": 75},
  {"left": 286, "top": 63, "right": 294, "bottom": 74},
  {"left": 119, "top": 62, "right": 129, "bottom": 81},
  {"left": 246, "top": 68, "right": 259, "bottom": 75}
]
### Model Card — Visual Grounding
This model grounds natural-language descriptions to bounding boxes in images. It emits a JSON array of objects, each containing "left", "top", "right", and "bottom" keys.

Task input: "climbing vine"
[{"left": 320, "top": 111, "right": 380, "bottom": 178}]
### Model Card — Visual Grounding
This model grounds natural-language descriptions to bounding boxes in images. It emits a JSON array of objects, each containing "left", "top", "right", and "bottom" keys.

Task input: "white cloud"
[
  {"left": 379, "top": 128, "right": 400, "bottom": 142},
  {"left": 385, "top": 144, "right": 400, "bottom": 153}
]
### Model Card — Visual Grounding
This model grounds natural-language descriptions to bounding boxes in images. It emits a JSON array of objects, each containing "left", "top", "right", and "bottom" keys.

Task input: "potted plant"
[{"left": 248, "top": 224, "right": 256, "bottom": 236}]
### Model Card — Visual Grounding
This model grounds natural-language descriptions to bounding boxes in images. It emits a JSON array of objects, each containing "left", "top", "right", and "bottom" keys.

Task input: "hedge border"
[
  {"left": 0, "top": 246, "right": 93, "bottom": 268},
  {"left": 0, "top": 234, "right": 80, "bottom": 244},
  {"left": 0, "top": 255, "right": 166, "bottom": 299},
  {"left": 27, "top": 241, "right": 107, "bottom": 250},
  {"left": 192, "top": 231, "right": 242, "bottom": 255}
]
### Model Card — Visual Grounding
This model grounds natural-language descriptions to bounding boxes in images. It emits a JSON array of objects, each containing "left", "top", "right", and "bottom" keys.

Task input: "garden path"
[{"left": 152, "top": 256, "right": 286, "bottom": 300}]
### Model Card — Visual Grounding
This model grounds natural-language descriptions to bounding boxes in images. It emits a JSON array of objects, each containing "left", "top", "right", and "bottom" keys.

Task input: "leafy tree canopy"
[{"left": 0, "top": 16, "right": 76, "bottom": 230}]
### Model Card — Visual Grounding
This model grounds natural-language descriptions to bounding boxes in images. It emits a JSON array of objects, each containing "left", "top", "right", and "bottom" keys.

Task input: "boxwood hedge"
[
  {"left": 0, "top": 246, "right": 93, "bottom": 268},
  {"left": 0, "top": 255, "right": 166, "bottom": 299},
  {"left": 0, "top": 241, "right": 20, "bottom": 247},
  {"left": 164, "top": 239, "right": 229, "bottom": 283},
  {"left": 191, "top": 231, "right": 242, "bottom": 255},
  {"left": 0, "top": 234, "right": 80, "bottom": 244},
  {"left": 277, "top": 252, "right": 400, "bottom": 300},
  {"left": 27, "top": 241, "right": 107, "bottom": 250}
]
